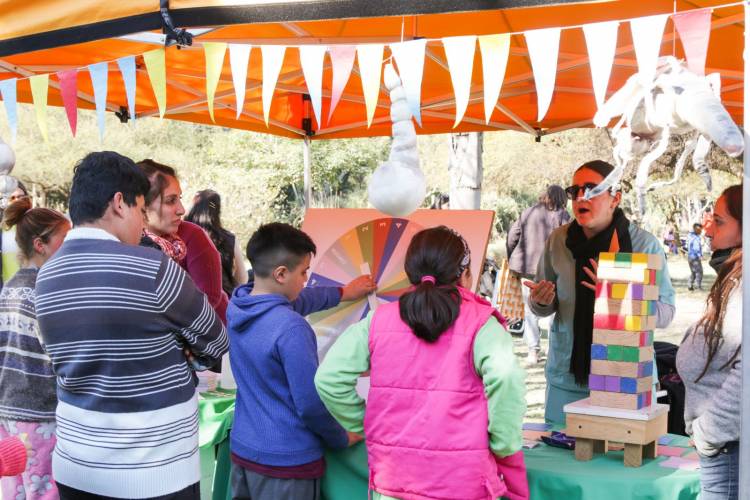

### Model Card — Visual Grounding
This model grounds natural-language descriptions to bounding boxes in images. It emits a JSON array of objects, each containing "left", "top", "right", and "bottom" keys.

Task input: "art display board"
[{"left": 301, "top": 208, "right": 494, "bottom": 358}]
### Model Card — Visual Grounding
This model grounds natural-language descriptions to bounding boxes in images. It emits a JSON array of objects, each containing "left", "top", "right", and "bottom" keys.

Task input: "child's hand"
[
  {"left": 341, "top": 275, "right": 377, "bottom": 301},
  {"left": 346, "top": 432, "right": 364, "bottom": 446}
]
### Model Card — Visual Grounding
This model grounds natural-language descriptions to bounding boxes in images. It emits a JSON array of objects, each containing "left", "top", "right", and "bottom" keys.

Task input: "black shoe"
[{"left": 688, "top": 286, "right": 694, "bottom": 291}]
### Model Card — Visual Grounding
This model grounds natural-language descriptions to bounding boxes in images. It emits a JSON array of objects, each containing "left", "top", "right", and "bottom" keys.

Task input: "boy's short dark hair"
[
  {"left": 69, "top": 152, "right": 150, "bottom": 226},
  {"left": 247, "top": 223, "right": 316, "bottom": 278},
  {"left": 693, "top": 223, "right": 703, "bottom": 230}
]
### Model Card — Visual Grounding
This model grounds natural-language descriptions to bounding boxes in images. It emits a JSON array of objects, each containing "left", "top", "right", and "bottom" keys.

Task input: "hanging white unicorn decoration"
[{"left": 590, "top": 56, "right": 743, "bottom": 214}]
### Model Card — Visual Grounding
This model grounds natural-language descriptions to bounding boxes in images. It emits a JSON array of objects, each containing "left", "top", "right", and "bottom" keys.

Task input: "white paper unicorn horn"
[{"left": 367, "top": 63, "right": 426, "bottom": 217}]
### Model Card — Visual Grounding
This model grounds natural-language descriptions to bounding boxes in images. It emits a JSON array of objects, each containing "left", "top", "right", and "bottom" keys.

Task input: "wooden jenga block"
[
  {"left": 588, "top": 374, "right": 652, "bottom": 393},
  {"left": 593, "top": 329, "right": 653, "bottom": 347},
  {"left": 621, "top": 345, "right": 654, "bottom": 363},
  {"left": 591, "top": 344, "right": 608, "bottom": 360},
  {"left": 607, "top": 344, "right": 624, "bottom": 361},
  {"left": 593, "top": 314, "right": 656, "bottom": 332},
  {"left": 588, "top": 374, "right": 606, "bottom": 391},
  {"left": 591, "top": 360, "right": 653, "bottom": 378},
  {"left": 598, "top": 252, "right": 662, "bottom": 270},
  {"left": 594, "top": 298, "right": 656, "bottom": 316},
  {"left": 596, "top": 267, "right": 661, "bottom": 285},
  {"left": 596, "top": 282, "right": 659, "bottom": 301},
  {"left": 590, "top": 390, "right": 652, "bottom": 410},
  {"left": 619, "top": 376, "right": 652, "bottom": 394}
]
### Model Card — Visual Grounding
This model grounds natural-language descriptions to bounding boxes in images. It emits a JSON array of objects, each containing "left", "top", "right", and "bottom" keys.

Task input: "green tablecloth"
[{"left": 199, "top": 392, "right": 700, "bottom": 500}]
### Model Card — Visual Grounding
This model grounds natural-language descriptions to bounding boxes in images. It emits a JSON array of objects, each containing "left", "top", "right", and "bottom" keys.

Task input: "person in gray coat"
[{"left": 506, "top": 185, "right": 570, "bottom": 365}]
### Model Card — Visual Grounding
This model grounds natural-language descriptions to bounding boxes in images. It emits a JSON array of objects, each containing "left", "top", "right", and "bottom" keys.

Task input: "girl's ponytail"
[{"left": 398, "top": 226, "right": 471, "bottom": 342}]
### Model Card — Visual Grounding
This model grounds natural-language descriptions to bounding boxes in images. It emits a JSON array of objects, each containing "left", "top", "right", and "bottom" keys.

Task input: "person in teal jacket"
[{"left": 526, "top": 160, "right": 676, "bottom": 424}]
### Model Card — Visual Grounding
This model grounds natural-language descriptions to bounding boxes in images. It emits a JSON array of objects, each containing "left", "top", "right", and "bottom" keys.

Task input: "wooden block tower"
[
  {"left": 564, "top": 252, "right": 669, "bottom": 467},
  {"left": 588, "top": 252, "right": 661, "bottom": 411}
]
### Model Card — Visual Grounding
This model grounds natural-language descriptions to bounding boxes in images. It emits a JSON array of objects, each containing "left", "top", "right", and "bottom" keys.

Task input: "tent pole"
[
  {"left": 741, "top": 3, "right": 750, "bottom": 499},
  {"left": 303, "top": 136, "right": 312, "bottom": 210}
]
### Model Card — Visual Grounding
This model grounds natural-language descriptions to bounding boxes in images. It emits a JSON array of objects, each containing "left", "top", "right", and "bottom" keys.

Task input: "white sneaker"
[{"left": 527, "top": 349, "right": 539, "bottom": 365}]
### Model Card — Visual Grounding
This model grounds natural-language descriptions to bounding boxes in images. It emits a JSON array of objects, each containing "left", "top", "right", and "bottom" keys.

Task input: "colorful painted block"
[
  {"left": 591, "top": 344, "right": 608, "bottom": 360},
  {"left": 621, "top": 345, "right": 654, "bottom": 363},
  {"left": 590, "top": 390, "right": 652, "bottom": 410},
  {"left": 607, "top": 344, "right": 624, "bottom": 361},
  {"left": 590, "top": 360, "right": 653, "bottom": 378},
  {"left": 588, "top": 374, "right": 606, "bottom": 391},
  {"left": 592, "top": 329, "right": 653, "bottom": 347},
  {"left": 594, "top": 298, "right": 656, "bottom": 316},
  {"left": 593, "top": 314, "right": 656, "bottom": 332},
  {"left": 604, "top": 376, "right": 621, "bottom": 392},
  {"left": 597, "top": 266, "right": 660, "bottom": 285},
  {"left": 619, "top": 376, "right": 653, "bottom": 394},
  {"left": 595, "top": 282, "right": 659, "bottom": 301},
  {"left": 598, "top": 252, "right": 662, "bottom": 270}
]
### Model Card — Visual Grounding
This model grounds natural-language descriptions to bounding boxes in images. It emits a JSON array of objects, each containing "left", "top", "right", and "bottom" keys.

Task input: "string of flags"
[{"left": 0, "top": 6, "right": 717, "bottom": 141}]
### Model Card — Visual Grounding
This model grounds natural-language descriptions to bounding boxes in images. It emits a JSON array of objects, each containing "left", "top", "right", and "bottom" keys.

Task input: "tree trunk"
[{"left": 448, "top": 132, "right": 483, "bottom": 209}]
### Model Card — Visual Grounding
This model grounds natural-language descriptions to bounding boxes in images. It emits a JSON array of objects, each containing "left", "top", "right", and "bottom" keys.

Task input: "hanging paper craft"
[
  {"left": 29, "top": 74, "right": 49, "bottom": 142},
  {"left": 357, "top": 44, "right": 385, "bottom": 128},
  {"left": 0, "top": 78, "right": 18, "bottom": 142},
  {"left": 328, "top": 45, "right": 356, "bottom": 124},
  {"left": 57, "top": 70, "right": 78, "bottom": 136},
  {"left": 261, "top": 45, "right": 286, "bottom": 127},
  {"left": 390, "top": 39, "right": 427, "bottom": 126},
  {"left": 203, "top": 42, "right": 227, "bottom": 122},
  {"left": 583, "top": 21, "right": 619, "bottom": 107},
  {"left": 478, "top": 34, "right": 510, "bottom": 124},
  {"left": 116, "top": 56, "right": 137, "bottom": 122},
  {"left": 89, "top": 62, "right": 108, "bottom": 141},
  {"left": 443, "top": 36, "right": 477, "bottom": 127},
  {"left": 525, "top": 28, "right": 561, "bottom": 122},
  {"left": 143, "top": 48, "right": 167, "bottom": 119},
  {"left": 630, "top": 14, "right": 669, "bottom": 84},
  {"left": 300, "top": 45, "right": 327, "bottom": 128},
  {"left": 673, "top": 8, "right": 711, "bottom": 76},
  {"left": 229, "top": 44, "right": 252, "bottom": 118}
]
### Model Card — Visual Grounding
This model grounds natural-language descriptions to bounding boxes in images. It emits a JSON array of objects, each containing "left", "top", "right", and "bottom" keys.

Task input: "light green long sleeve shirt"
[{"left": 314, "top": 311, "right": 527, "bottom": 457}]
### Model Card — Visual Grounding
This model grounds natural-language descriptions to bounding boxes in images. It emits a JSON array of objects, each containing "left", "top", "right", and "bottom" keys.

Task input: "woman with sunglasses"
[{"left": 525, "top": 160, "right": 676, "bottom": 424}]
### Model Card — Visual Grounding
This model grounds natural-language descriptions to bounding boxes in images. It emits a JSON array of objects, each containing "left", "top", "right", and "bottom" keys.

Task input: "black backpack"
[{"left": 654, "top": 341, "right": 687, "bottom": 436}]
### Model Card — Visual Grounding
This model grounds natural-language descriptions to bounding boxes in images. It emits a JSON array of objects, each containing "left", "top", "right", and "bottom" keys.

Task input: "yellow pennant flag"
[
  {"left": 203, "top": 42, "right": 227, "bottom": 122},
  {"left": 29, "top": 74, "right": 49, "bottom": 142},
  {"left": 356, "top": 44, "right": 384, "bottom": 128},
  {"left": 143, "top": 48, "right": 167, "bottom": 119}
]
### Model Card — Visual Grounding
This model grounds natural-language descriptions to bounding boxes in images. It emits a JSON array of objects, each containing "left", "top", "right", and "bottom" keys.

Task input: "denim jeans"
[{"left": 699, "top": 441, "right": 739, "bottom": 500}]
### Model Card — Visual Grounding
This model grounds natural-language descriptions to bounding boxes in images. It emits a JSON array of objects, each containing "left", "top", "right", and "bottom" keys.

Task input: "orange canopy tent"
[{"left": 0, "top": 0, "right": 744, "bottom": 140}]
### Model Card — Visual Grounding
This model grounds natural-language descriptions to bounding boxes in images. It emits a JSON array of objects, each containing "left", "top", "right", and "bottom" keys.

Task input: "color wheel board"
[{"left": 302, "top": 209, "right": 495, "bottom": 358}]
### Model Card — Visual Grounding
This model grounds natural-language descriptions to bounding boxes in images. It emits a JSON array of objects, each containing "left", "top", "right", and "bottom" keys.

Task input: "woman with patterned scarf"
[
  {"left": 136, "top": 160, "right": 228, "bottom": 324},
  {"left": 525, "top": 160, "right": 676, "bottom": 423}
]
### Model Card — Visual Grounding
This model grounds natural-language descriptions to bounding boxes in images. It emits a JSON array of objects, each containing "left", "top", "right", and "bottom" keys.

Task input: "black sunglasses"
[{"left": 565, "top": 183, "right": 599, "bottom": 200}]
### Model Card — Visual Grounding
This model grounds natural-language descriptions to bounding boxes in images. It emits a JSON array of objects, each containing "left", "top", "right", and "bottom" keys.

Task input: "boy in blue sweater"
[{"left": 228, "top": 223, "right": 373, "bottom": 499}]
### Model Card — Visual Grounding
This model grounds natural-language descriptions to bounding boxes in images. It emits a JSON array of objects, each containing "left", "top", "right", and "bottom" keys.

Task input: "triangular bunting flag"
[
  {"left": 56, "top": 70, "right": 78, "bottom": 136},
  {"left": 328, "top": 45, "right": 356, "bottom": 124},
  {"left": 357, "top": 44, "right": 385, "bottom": 128},
  {"left": 478, "top": 34, "right": 510, "bottom": 124},
  {"left": 203, "top": 42, "right": 227, "bottom": 122},
  {"left": 525, "top": 28, "right": 561, "bottom": 122},
  {"left": 117, "top": 56, "right": 137, "bottom": 122},
  {"left": 443, "top": 35, "right": 477, "bottom": 127},
  {"left": 630, "top": 14, "right": 669, "bottom": 83},
  {"left": 89, "top": 62, "right": 109, "bottom": 141},
  {"left": 29, "top": 74, "right": 49, "bottom": 142},
  {"left": 673, "top": 8, "right": 711, "bottom": 76},
  {"left": 583, "top": 21, "right": 619, "bottom": 107},
  {"left": 261, "top": 45, "right": 286, "bottom": 127},
  {"left": 390, "top": 39, "right": 427, "bottom": 126},
  {"left": 143, "top": 48, "right": 167, "bottom": 119},
  {"left": 0, "top": 78, "right": 18, "bottom": 142},
  {"left": 299, "top": 45, "right": 327, "bottom": 129},
  {"left": 229, "top": 44, "right": 252, "bottom": 118}
]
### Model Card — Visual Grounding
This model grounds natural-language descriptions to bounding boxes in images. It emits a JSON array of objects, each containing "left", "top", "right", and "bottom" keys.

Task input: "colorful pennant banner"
[
  {"left": 673, "top": 8, "right": 711, "bottom": 76},
  {"left": 299, "top": 45, "right": 327, "bottom": 129},
  {"left": 0, "top": 78, "right": 17, "bottom": 142},
  {"left": 57, "top": 70, "right": 78, "bottom": 136},
  {"left": 443, "top": 35, "right": 477, "bottom": 128},
  {"left": 478, "top": 34, "right": 510, "bottom": 124},
  {"left": 203, "top": 42, "right": 227, "bottom": 122},
  {"left": 583, "top": 21, "right": 619, "bottom": 107},
  {"left": 29, "top": 74, "right": 49, "bottom": 142},
  {"left": 116, "top": 56, "right": 137, "bottom": 123},
  {"left": 631, "top": 14, "right": 669, "bottom": 84},
  {"left": 89, "top": 62, "right": 109, "bottom": 141},
  {"left": 261, "top": 45, "right": 286, "bottom": 127},
  {"left": 525, "top": 28, "right": 561, "bottom": 122},
  {"left": 143, "top": 48, "right": 167, "bottom": 119},
  {"left": 327, "top": 45, "right": 356, "bottom": 124},
  {"left": 229, "top": 44, "right": 252, "bottom": 118},
  {"left": 357, "top": 44, "right": 385, "bottom": 128},
  {"left": 390, "top": 39, "right": 427, "bottom": 126}
]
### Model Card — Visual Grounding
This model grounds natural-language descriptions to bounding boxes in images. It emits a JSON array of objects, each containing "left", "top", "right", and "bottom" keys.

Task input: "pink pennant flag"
[
  {"left": 673, "top": 8, "right": 712, "bottom": 75},
  {"left": 56, "top": 70, "right": 78, "bottom": 136},
  {"left": 327, "top": 45, "right": 356, "bottom": 124}
]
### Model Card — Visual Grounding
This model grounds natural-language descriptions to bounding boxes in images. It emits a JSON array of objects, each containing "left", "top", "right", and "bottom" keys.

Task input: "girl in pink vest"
[{"left": 316, "top": 226, "right": 528, "bottom": 500}]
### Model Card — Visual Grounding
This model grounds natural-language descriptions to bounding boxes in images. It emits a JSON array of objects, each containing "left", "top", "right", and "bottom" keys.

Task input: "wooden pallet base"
[{"left": 564, "top": 398, "right": 668, "bottom": 468}]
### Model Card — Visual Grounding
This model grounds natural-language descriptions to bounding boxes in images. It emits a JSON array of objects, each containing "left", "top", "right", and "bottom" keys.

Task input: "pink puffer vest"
[{"left": 365, "top": 287, "right": 523, "bottom": 500}]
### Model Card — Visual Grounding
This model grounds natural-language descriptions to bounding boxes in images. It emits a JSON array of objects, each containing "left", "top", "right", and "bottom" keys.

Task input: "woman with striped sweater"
[{"left": 0, "top": 197, "right": 70, "bottom": 500}]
